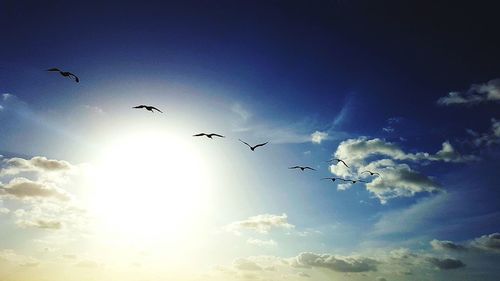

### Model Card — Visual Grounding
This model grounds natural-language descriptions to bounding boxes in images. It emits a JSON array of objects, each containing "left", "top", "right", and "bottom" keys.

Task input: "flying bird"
[
  {"left": 193, "top": 133, "right": 225, "bottom": 139},
  {"left": 289, "top": 166, "right": 316, "bottom": 171},
  {"left": 46, "top": 68, "right": 79, "bottom": 82},
  {"left": 238, "top": 139, "right": 268, "bottom": 151},
  {"left": 321, "top": 177, "right": 348, "bottom": 182},
  {"left": 133, "top": 105, "right": 163, "bottom": 113},
  {"left": 361, "top": 170, "right": 380, "bottom": 176},
  {"left": 326, "top": 158, "right": 349, "bottom": 168},
  {"left": 349, "top": 179, "right": 369, "bottom": 184}
]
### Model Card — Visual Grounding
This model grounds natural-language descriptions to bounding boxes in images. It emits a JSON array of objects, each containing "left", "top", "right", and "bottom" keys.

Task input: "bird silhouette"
[
  {"left": 46, "top": 68, "right": 79, "bottom": 83},
  {"left": 321, "top": 177, "right": 348, "bottom": 182},
  {"left": 238, "top": 139, "right": 268, "bottom": 151},
  {"left": 289, "top": 166, "right": 316, "bottom": 171},
  {"left": 133, "top": 105, "right": 163, "bottom": 113},
  {"left": 193, "top": 133, "right": 225, "bottom": 139},
  {"left": 326, "top": 158, "right": 349, "bottom": 168},
  {"left": 361, "top": 170, "right": 380, "bottom": 176},
  {"left": 349, "top": 179, "right": 369, "bottom": 184}
]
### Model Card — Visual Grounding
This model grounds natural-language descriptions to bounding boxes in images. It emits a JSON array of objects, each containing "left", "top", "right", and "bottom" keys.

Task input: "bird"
[
  {"left": 321, "top": 177, "right": 348, "bottom": 182},
  {"left": 326, "top": 158, "right": 349, "bottom": 168},
  {"left": 349, "top": 179, "right": 368, "bottom": 184},
  {"left": 193, "top": 133, "right": 225, "bottom": 139},
  {"left": 133, "top": 105, "right": 163, "bottom": 113},
  {"left": 46, "top": 68, "right": 79, "bottom": 83},
  {"left": 361, "top": 170, "right": 380, "bottom": 176},
  {"left": 238, "top": 139, "right": 268, "bottom": 151},
  {"left": 289, "top": 166, "right": 316, "bottom": 171}
]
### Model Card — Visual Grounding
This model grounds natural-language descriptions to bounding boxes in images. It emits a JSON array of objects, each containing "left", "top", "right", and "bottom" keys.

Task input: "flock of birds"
[{"left": 46, "top": 67, "right": 381, "bottom": 184}]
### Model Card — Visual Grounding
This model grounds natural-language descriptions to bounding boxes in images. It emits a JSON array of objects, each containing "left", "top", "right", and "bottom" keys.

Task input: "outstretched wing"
[
  {"left": 193, "top": 133, "right": 206, "bottom": 137},
  {"left": 238, "top": 139, "right": 252, "bottom": 148},
  {"left": 133, "top": 105, "right": 146, "bottom": 109},
  {"left": 339, "top": 159, "right": 349, "bottom": 168},
  {"left": 151, "top": 106, "right": 163, "bottom": 113},
  {"left": 321, "top": 177, "right": 333, "bottom": 180},
  {"left": 304, "top": 167, "right": 316, "bottom": 171},
  {"left": 289, "top": 166, "right": 300, "bottom": 169},
  {"left": 68, "top": 72, "right": 79, "bottom": 83},
  {"left": 211, "top": 133, "right": 225, "bottom": 138},
  {"left": 253, "top": 142, "right": 268, "bottom": 149},
  {"left": 47, "top": 68, "right": 61, "bottom": 72}
]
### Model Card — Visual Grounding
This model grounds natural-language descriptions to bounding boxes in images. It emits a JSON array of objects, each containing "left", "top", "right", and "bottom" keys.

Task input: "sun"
[{"left": 87, "top": 129, "right": 213, "bottom": 243}]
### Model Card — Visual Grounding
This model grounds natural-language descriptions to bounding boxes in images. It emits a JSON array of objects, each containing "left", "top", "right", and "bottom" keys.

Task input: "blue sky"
[{"left": 1, "top": 1, "right": 499, "bottom": 281}]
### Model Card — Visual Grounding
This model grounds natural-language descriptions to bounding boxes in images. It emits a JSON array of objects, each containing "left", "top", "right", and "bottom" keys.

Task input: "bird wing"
[
  {"left": 304, "top": 167, "right": 316, "bottom": 170},
  {"left": 321, "top": 178, "right": 333, "bottom": 180},
  {"left": 68, "top": 73, "right": 80, "bottom": 82},
  {"left": 372, "top": 172, "right": 380, "bottom": 176},
  {"left": 133, "top": 105, "right": 146, "bottom": 109},
  {"left": 211, "top": 134, "right": 225, "bottom": 138},
  {"left": 47, "top": 68, "right": 61, "bottom": 72},
  {"left": 193, "top": 133, "right": 206, "bottom": 137},
  {"left": 325, "top": 159, "right": 333, "bottom": 163},
  {"left": 339, "top": 160, "right": 349, "bottom": 168},
  {"left": 151, "top": 107, "right": 163, "bottom": 113},
  {"left": 361, "top": 171, "right": 370, "bottom": 174},
  {"left": 238, "top": 139, "right": 252, "bottom": 148},
  {"left": 289, "top": 166, "right": 300, "bottom": 169},
  {"left": 252, "top": 142, "right": 268, "bottom": 149}
]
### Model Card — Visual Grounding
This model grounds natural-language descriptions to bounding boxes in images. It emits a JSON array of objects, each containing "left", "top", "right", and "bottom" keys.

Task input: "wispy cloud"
[{"left": 225, "top": 213, "right": 294, "bottom": 235}]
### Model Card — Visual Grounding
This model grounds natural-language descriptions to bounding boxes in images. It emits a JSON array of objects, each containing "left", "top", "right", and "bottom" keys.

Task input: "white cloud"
[
  {"left": 426, "top": 257, "right": 465, "bottom": 270},
  {"left": 233, "top": 258, "right": 263, "bottom": 271},
  {"left": 471, "top": 233, "right": 500, "bottom": 253},
  {"left": 468, "top": 118, "right": 500, "bottom": 147},
  {"left": 437, "top": 78, "right": 500, "bottom": 105},
  {"left": 247, "top": 238, "right": 277, "bottom": 247},
  {"left": 311, "top": 131, "right": 329, "bottom": 144},
  {"left": 0, "top": 177, "right": 71, "bottom": 201},
  {"left": 291, "top": 252, "right": 378, "bottom": 272},
  {"left": 16, "top": 218, "right": 63, "bottom": 230},
  {"left": 0, "top": 207, "right": 9, "bottom": 214},
  {"left": 329, "top": 138, "right": 475, "bottom": 202},
  {"left": 0, "top": 249, "right": 39, "bottom": 267},
  {"left": 225, "top": 213, "right": 294, "bottom": 234},
  {"left": 430, "top": 239, "right": 467, "bottom": 251},
  {"left": 0, "top": 156, "right": 74, "bottom": 176}
]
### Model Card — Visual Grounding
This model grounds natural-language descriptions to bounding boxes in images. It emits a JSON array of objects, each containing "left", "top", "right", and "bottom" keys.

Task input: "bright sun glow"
[{"left": 88, "top": 130, "right": 213, "bottom": 243}]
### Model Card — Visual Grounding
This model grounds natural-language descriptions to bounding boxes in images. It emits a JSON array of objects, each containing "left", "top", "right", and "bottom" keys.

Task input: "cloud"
[
  {"left": 311, "top": 131, "right": 329, "bottom": 144},
  {"left": 0, "top": 207, "right": 9, "bottom": 214},
  {"left": 437, "top": 78, "right": 500, "bottom": 105},
  {"left": 225, "top": 213, "right": 294, "bottom": 234},
  {"left": 297, "top": 271, "right": 310, "bottom": 278},
  {"left": 468, "top": 118, "right": 500, "bottom": 147},
  {"left": 231, "top": 102, "right": 252, "bottom": 121},
  {"left": 471, "top": 233, "right": 500, "bottom": 252},
  {"left": 17, "top": 218, "right": 63, "bottom": 230},
  {"left": 430, "top": 239, "right": 467, "bottom": 251},
  {"left": 329, "top": 138, "right": 475, "bottom": 202},
  {"left": 365, "top": 162, "right": 441, "bottom": 203},
  {"left": 0, "top": 156, "right": 73, "bottom": 176},
  {"left": 291, "top": 252, "right": 378, "bottom": 273},
  {"left": 233, "top": 258, "right": 263, "bottom": 271},
  {"left": 0, "top": 177, "right": 71, "bottom": 201},
  {"left": 0, "top": 249, "right": 39, "bottom": 266},
  {"left": 426, "top": 257, "right": 465, "bottom": 270},
  {"left": 247, "top": 238, "right": 277, "bottom": 247}
]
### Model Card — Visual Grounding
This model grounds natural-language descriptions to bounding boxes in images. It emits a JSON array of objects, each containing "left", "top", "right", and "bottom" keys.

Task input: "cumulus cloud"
[
  {"left": 437, "top": 78, "right": 500, "bottom": 105},
  {"left": 329, "top": 138, "right": 475, "bottom": 202},
  {"left": 291, "top": 252, "right": 378, "bottom": 273},
  {"left": 233, "top": 258, "right": 263, "bottom": 271},
  {"left": 225, "top": 213, "right": 294, "bottom": 234},
  {"left": 247, "top": 238, "right": 277, "bottom": 247},
  {"left": 365, "top": 162, "right": 441, "bottom": 203},
  {"left": 17, "top": 218, "right": 63, "bottom": 230},
  {"left": 471, "top": 233, "right": 500, "bottom": 252},
  {"left": 430, "top": 239, "right": 467, "bottom": 251},
  {"left": 0, "top": 207, "right": 9, "bottom": 214},
  {"left": 426, "top": 257, "right": 465, "bottom": 270},
  {"left": 0, "top": 177, "right": 71, "bottom": 201},
  {"left": 0, "top": 156, "right": 73, "bottom": 176},
  {"left": 0, "top": 249, "right": 39, "bottom": 266},
  {"left": 311, "top": 131, "right": 329, "bottom": 144}
]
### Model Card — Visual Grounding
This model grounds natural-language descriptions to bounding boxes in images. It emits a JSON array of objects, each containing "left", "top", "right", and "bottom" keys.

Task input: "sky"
[{"left": 1, "top": 1, "right": 500, "bottom": 281}]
